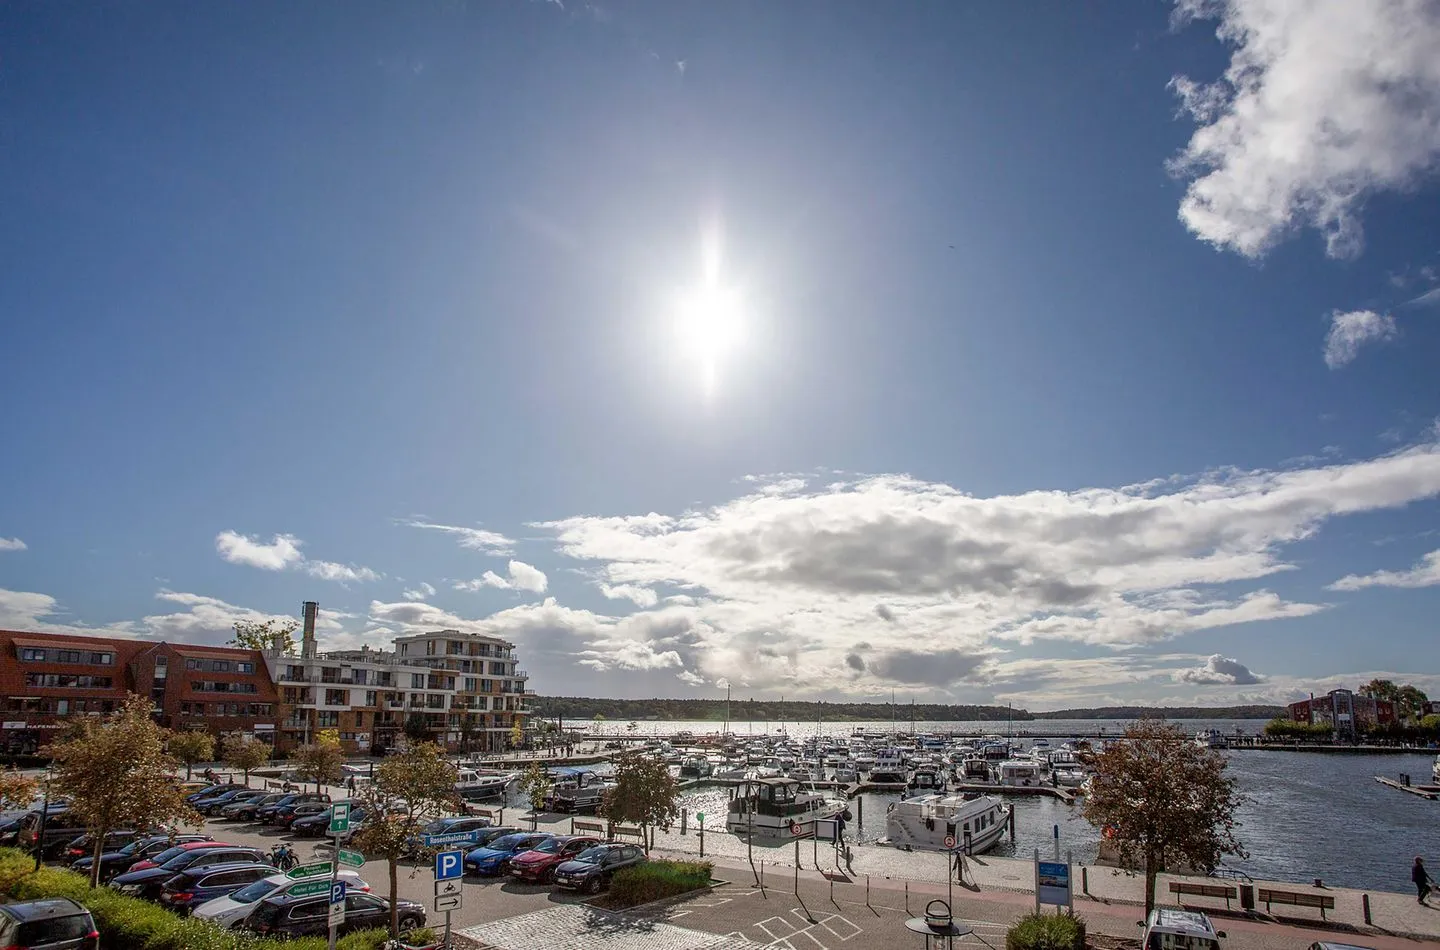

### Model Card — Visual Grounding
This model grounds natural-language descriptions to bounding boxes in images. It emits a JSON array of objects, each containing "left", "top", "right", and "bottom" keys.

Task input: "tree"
[
  {"left": 0, "top": 770, "right": 37, "bottom": 810},
  {"left": 517, "top": 762, "right": 553, "bottom": 826},
  {"left": 403, "top": 713, "right": 430, "bottom": 744},
  {"left": 458, "top": 714, "right": 476, "bottom": 755},
  {"left": 600, "top": 751, "right": 679, "bottom": 854},
  {"left": 350, "top": 743, "right": 460, "bottom": 938},
  {"left": 1360, "top": 679, "right": 1398, "bottom": 701},
  {"left": 509, "top": 717, "right": 523, "bottom": 750},
  {"left": 1082, "top": 719, "right": 1246, "bottom": 917},
  {"left": 230, "top": 618, "right": 299, "bottom": 654},
  {"left": 1395, "top": 685, "right": 1430, "bottom": 721},
  {"left": 168, "top": 730, "right": 215, "bottom": 780},
  {"left": 290, "top": 733, "right": 345, "bottom": 794},
  {"left": 48, "top": 695, "right": 201, "bottom": 887},
  {"left": 222, "top": 734, "right": 271, "bottom": 786}
]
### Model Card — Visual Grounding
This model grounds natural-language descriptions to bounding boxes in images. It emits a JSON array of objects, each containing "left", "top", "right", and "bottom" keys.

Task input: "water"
[{"left": 573, "top": 718, "right": 1440, "bottom": 893}]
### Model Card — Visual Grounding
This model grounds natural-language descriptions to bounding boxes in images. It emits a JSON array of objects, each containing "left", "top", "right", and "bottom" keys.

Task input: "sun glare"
[{"left": 674, "top": 227, "right": 746, "bottom": 395}]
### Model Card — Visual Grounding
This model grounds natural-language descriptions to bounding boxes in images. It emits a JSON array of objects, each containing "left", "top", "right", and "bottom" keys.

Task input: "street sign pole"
[
  {"left": 327, "top": 802, "right": 351, "bottom": 950},
  {"left": 434, "top": 850, "right": 464, "bottom": 949}
]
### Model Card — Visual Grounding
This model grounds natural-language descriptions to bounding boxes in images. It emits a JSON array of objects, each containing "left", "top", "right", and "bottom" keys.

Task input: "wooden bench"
[
  {"left": 1258, "top": 888, "right": 1335, "bottom": 919},
  {"left": 612, "top": 824, "right": 645, "bottom": 842},
  {"left": 571, "top": 819, "right": 606, "bottom": 836},
  {"left": 1169, "top": 881, "right": 1237, "bottom": 909}
]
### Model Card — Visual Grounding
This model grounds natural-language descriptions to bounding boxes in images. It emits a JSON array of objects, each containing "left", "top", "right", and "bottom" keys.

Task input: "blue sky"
[{"left": 2, "top": 0, "right": 1439, "bottom": 709}]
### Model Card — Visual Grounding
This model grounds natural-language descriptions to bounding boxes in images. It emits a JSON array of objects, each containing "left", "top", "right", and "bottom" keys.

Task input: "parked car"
[
  {"left": 17, "top": 809, "right": 89, "bottom": 860},
  {"left": 185, "top": 784, "right": 245, "bottom": 805},
  {"left": 291, "top": 804, "right": 367, "bottom": 838},
  {"left": 274, "top": 801, "right": 328, "bottom": 829},
  {"left": 507, "top": 835, "right": 602, "bottom": 884},
  {"left": 0, "top": 898, "right": 98, "bottom": 950},
  {"left": 192, "top": 870, "right": 371, "bottom": 930},
  {"left": 61, "top": 829, "right": 143, "bottom": 865},
  {"left": 198, "top": 789, "right": 267, "bottom": 817},
  {"left": 463, "top": 832, "right": 553, "bottom": 876},
  {"left": 553, "top": 843, "right": 648, "bottom": 894},
  {"left": 255, "top": 793, "right": 328, "bottom": 824},
  {"left": 71, "top": 833, "right": 213, "bottom": 882},
  {"left": 157, "top": 862, "right": 278, "bottom": 915},
  {"left": 1141, "top": 909, "right": 1225, "bottom": 950},
  {"left": 242, "top": 892, "right": 425, "bottom": 939},
  {"left": 125, "top": 840, "right": 233, "bottom": 873},
  {"left": 111, "top": 846, "right": 266, "bottom": 901},
  {"left": 220, "top": 793, "right": 286, "bottom": 821},
  {"left": 0, "top": 810, "right": 33, "bottom": 848}
]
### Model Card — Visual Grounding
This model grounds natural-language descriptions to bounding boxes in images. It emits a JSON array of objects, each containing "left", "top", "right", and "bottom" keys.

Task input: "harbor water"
[{"left": 569, "top": 718, "right": 1440, "bottom": 893}]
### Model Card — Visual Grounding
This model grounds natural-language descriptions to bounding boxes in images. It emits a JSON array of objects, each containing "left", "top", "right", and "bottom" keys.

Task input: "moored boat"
[
  {"left": 883, "top": 793, "right": 1010, "bottom": 853},
  {"left": 726, "top": 776, "right": 846, "bottom": 838}
]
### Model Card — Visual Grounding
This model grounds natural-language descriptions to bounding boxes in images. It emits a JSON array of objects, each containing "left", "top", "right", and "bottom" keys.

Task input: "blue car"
[
  {"left": 463, "top": 832, "right": 552, "bottom": 876},
  {"left": 158, "top": 862, "right": 275, "bottom": 915},
  {"left": 186, "top": 784, "right": 243, "bottom": 805}
]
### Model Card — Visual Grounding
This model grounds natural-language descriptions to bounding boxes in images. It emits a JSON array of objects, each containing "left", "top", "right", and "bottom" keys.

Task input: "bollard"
[
  {"left": 681, "top": 810, "right": 687, "bottom": 835},
  {"left": 866, "top": 874, "right": 871, "bottom": 907},
  {"left": 569, "top": 816, "right": 575, "bottom": 835},
  {"left": 1082, "top": 866, "right": 1089, "bottom": 894},
  {"left": 795, "top": 858, "right": 799, "bottom": 895},
  {"left": 905, "top": 881, "right": 910, "bottom": 916},
  {"left": 1363, "top": 893, "right": 1372, "bottom": 925},
  {"left": 699, "top": 826, "right": 705, "bottom": 858},
  {"left": 857, "top": 797, "right": 863, "bottom": 825}
]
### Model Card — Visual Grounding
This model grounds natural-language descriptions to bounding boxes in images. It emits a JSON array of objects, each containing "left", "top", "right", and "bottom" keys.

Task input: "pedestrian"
[
  {"left": 346, "top": 776, "right": 355, "bottom": 793},
  {"left": 1415, "top": 856, "right": 1432, "bottom": 905}
]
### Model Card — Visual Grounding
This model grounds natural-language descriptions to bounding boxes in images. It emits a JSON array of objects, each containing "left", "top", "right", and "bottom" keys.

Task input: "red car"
[
  {"left": 125, "top": 841, "right": 234, "bottom": 873},
  {"left": 507, "top": 836, "right": 602, "bottom": 884}
]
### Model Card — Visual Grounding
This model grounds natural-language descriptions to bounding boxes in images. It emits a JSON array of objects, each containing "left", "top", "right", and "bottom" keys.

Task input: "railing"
[{"left": 513, "top": 669, "right": 529, "bottom": 679}]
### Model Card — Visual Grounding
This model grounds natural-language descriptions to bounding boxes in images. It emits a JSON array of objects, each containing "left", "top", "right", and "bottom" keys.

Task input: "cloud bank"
[
  {"left": 1329, "top": 549, "right": 1440, "bottom": 591},
  {"left": 1323, "top": 310, "right": 1397, "bottom": 368},
  {"left": 215, "top": 531, "right": 379, "bottom": 584}
]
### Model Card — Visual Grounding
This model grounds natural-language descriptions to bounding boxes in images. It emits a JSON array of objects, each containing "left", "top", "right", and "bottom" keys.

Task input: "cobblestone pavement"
[{"left": 457, "top": 905, "right": 767, "bottom": 950}]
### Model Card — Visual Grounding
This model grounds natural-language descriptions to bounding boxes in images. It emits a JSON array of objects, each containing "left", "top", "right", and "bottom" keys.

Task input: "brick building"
[{"left": 1287, "top": 687, "right": 1396, "bottom": 739}]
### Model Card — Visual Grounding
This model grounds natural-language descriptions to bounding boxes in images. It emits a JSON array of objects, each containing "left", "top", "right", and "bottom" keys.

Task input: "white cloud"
[
  {"left": 402, "top": 582, "right": 437, "bottom": 601},
  {"left": 214, "top": 531, "right": 303, "bottom": 570},
  {"left": 1169, "top": 0, "right": 1440, "bottom": 258},
  {"left": 600, "top": 583, "right": 660, "bottom": 608},
  {"left": 400, "top": 519, "right": 514, "bottom": 555},
  {"left": 304, "top": 561, "right": 382, "bottom": 584},
  {"left": 454, "top": 560, "right": 548, "bottom": 594},
  {"left": 1324, "top": 310, "right": 1398, "bottom": 368},
  {"left": 0, "top": 537, "right": 26, "bottom": 552},
  {"left": 1175, "top": 653, "right": 1265, "bottom": 685},
  {"left": 1328, "top": 548, "right": 1440, "bottom": 591},
  {"left": 676, "top": 670, "right": 706, "bottom": 686}
]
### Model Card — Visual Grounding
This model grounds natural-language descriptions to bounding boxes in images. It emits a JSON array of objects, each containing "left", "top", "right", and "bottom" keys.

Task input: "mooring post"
[
  {"left": 1082, "top": 866, "right": 1089, "bottom": 895},
  {"left": 680, "top": 810, "right": 687, "bottom": 835},
  {"left": 1362, "top": 893, "right": 1372, "bottom": 925},
  {"left": 905, "top": 881, "right": 910, "bottom": 916}
]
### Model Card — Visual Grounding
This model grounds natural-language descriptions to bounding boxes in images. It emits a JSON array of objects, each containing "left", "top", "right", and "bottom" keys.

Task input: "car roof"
[
  {"left": 182, "top": 861, "right": 274, "bottom": 876},
  {"left": 176, "top": 841, "right": 232, "bottom": 850},
  {"left": 1148, "top": 908, "right": 1217, "bottom": 935},
  {"left": 0, "top": 898, "right": 89, "bottom": 922}
]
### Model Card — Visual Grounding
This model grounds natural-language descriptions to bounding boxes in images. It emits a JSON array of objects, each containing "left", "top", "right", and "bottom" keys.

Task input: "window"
[
  {"left": 191, "top": 681, "right": 258, "bottom": 693},
  {"left": 210, "top": 659, "right": 230, "bottom": 672},
  {"left": 317, "top": 711, "right": 339, "bottom": 728},
  {"left": 19, "top": 648, "right": 46, "bottom": 662},
  {"left": 23, "top": 673, "right": 112, "bottom": 689},
  {"left": 325, "top": 690, "right": 346, "bottom": 706},
  {"left": 186, "top": 658, "right": 202, "bottom": 670},
  {"left": 463, "top": 678, "right": 477, "bottom": 692},
  {"left": 91, "top": 651, "right": 114, "bottom": 665},
  {"left": 237, "top": 662, "right": 254, "bottom": 674},
  {"left": 364, "top": 691, "right": 377, "bottom": 708},
  {"left": 411, "top": 673, "right": 425, "bottom": 689},
  {"left": 480, "top": 679, "right": 493, "bottom": 693},
  {"left": 489, "top": 661, "right": 505, "bottom": 675},
  {"left": 288, "top": 901, "right": 328, "bottom": 922},
  {"left": 56, "top": 649, "right": 82, "bottom": 663},
  {"left": 352, "top": 669, "right": 367, "bottom": 685},
  {"left": 55, "top": 700, "right": 69, "bottom": 715}
]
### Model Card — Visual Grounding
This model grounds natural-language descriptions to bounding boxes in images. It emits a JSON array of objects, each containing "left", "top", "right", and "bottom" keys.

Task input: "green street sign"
[
  {"left": 287, "top": 879, "right": 333, "bottom": 897},
  {"left": 286, "top": 862, "right": 334, "bottom": 880},
  {"left": 337, "top": 850, "right": 365, "bottom": 868},
  {"left": 329, "top": 802, "right": 351, "bottom": 835},
  {"left": 696, "top": 812, "right": 705, "bottom": 823}
]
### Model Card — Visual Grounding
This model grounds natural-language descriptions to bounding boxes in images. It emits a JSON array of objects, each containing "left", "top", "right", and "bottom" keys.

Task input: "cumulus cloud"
[
  {"left": 400, "top": 519, "right": 514, "bottom": 555},
  {"left": 455, "top": 560, "right": 548, "bottom": 594},
  {"left": 215, "top": 531, "right": 303, "bottom": 570},
  {"left": 600, "top": 584, "right": 660, "bottom": 608},
  {"left": 1169, "top": 0, "right": 1440, "bottom": 258},
  {"left": 215, "top": 530, "right": 379, "bottom": 584},
  {"left": 402, "top": 582, "right": 437, "bottom": 601},
  {"left": 1328, "top": 548, "right": 1440, "bottom": 591},
  {"left": 1175, "top": 653, "right": 1265, "bottom": 685},
  {"left": 1324, "top": 310, "right": 1398, "bottom": 368},
  {"left": 676, "top": 669, "right": 706, "bottom": 685},
  {"left": 0, "top": 537, "right": 26, "bottom": 552}
]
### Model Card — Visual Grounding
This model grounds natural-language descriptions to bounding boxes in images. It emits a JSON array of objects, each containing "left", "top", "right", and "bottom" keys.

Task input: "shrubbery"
[
  {"left": 0, "top": 849, "right": 423, "bottom": 950},
  {"left": 607, "top": 859, "right": 713, "bottom": 907},
  {"left": 1005, "top": 912, "right": 1086, "bottom": 950}
]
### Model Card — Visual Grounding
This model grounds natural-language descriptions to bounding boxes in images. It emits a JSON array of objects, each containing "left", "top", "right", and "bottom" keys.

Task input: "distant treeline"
[
  {"left": 534, "top": 697, "right": 1032, "bottom": 723},
  {"left": 1031, "top": 705, "right": 1285, "bottom": 720}
]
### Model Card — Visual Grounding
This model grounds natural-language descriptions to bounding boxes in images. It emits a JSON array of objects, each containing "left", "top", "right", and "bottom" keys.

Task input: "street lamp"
[{"left": 904, "top": 900, "right": 972, "bottom": 950}]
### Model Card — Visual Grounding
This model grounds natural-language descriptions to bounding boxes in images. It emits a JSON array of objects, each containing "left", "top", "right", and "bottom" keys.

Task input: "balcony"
[{"left": 513, "top": 669, "right": 529, "bottom": 679}]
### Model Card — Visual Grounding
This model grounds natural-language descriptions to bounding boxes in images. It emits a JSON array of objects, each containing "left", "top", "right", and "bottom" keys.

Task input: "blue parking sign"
[
  {"left": 329, "top": 880, "right": 347, "bottom": 905},
  {"left": 435, "top": 850, "right": 463, "bottom": 881}
]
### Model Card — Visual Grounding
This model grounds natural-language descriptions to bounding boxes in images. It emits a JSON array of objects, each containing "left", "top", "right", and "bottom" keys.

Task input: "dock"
[{"left": 1374, "top": 775, "right": 1440, "bottom": 800}]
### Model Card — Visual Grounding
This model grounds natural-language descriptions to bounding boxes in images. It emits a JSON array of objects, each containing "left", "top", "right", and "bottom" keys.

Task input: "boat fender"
[{"left": 841, "top": 809, "right": 853, "bottom": 822}]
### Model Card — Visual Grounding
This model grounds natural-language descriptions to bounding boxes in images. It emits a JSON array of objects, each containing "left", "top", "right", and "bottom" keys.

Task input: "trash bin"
[{"left": 1239, "top": 883, "right": 1255, "bottom": 911}]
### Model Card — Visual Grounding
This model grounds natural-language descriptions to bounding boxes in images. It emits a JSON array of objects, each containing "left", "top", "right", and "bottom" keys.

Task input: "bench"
[
  {"left": 1258, "top": 888, "right": 1335, "bottom": 919},
  {"left": 571, "top": 819, "right": 606, "bottom": 836},
  {"left": 1169, "top": 881, "right": 1237, "bottom": 909},
  {"left": 612, "top": 824, "right": 645, "bottom": 842}
]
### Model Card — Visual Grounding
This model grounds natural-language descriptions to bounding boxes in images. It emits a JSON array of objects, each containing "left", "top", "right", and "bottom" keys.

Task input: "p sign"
[{"left": 435, "top": 850, "right": 463, "bottom": 881}]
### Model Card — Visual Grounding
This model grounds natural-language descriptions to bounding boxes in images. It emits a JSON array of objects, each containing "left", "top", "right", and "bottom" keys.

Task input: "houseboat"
[
  {"left": 961, "top": 757, "right": 992, "bottom": 782},
  {"left": 883, "top": 793, "right": 1011, "bottom": 853},
  {"left": 997, "top": 759, "right": 1044, "bottom": 787},
  {"left": 1194, "top": 729, "right": 1228, "bottom": 749},
  {"left": 455, "top": 768, "right": 519, "bottom": 802},
  {"left": 905, "top": 766, "right": 946, "bottom": 799},
  {"left": 679, "top": 757, "right": 713, "bottom": 780},
  {"left": 869, "top": 748, "right": 909, "bottom": 784},
  {"left": 726, "top": 776, "right": 846, "bottom": 838}
]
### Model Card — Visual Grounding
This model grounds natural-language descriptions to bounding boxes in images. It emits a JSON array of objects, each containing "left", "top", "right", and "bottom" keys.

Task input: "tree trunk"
[
  {"left": 89, "top": 828, "right": 108, "bottom": 889},
  {"left": 389, "top": 856, "right": 400, "bottom": 937},
  {"left": 185, "top": 762, "right": 193, "bottom": 780},
  {"left": 1144, "top": 848, "right": 1157, "bottom": 920}
]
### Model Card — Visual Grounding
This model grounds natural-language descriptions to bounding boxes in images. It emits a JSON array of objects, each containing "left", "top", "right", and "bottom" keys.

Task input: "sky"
[{"left": 2, "top": 1, "right": 1440, "bottom": 712}]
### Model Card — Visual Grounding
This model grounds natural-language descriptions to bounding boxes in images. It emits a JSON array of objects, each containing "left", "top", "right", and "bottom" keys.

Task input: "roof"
[
  {"left": 0, "top": 898, "right": 89, "bottom": 922},
  {"left": 1147, "top": 908, "right": 1217, "bottom": 936}
]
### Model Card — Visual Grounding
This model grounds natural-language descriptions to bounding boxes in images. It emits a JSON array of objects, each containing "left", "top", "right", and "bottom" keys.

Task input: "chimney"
[{"left": 301, "top": 601, "right": 319, "bottom": 659}]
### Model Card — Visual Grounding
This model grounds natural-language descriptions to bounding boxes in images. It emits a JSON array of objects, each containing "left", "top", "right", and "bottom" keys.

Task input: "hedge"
[
  {"left": 0, "top": 849, "right": 426, "bottom": 950},
  {"left": 608, "top": 859, "right": 713, "bottom": 907},
  {"left": 1004, "top": 912, "right": 1086, "bottom": 950}
]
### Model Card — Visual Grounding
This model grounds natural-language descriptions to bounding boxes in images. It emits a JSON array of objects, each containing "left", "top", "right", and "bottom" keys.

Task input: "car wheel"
[
  {"left": 585, "top": 875, "right": 604, "bottom": 895},
  {"left": 399, "top": 916, "right": 422, "bottom": 932},
  {"left": 543, "top": 866, "right": 557, "bottom": 884}
]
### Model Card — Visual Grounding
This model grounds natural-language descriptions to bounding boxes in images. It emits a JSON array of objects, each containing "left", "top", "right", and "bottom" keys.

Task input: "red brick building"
[
  {"left": 0, "top": 631, "right": 278, "bottom": 753},
  {"left": 1287, "top": 687, "right": 1396, "bottom": 739}
]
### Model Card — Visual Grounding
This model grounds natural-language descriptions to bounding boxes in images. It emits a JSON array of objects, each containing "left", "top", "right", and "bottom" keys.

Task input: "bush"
[
  {"left": 608, "top": 859, "right": 713, "bottom": 907},
  {"left": 0, "top": 848, "right": 410, "bottom": 950},
  {"left": 1005, "top": 912, "right": 1086, "bottom": 950}
]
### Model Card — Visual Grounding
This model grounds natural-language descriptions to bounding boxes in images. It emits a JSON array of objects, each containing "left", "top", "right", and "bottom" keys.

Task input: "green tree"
[
  {"left": 403, "top": 713, "right": 430, "bottom": 744},
  {"left": 222, "top": 733, "right": 271, "bottom": 786},
  {"left": 1395, "top": 684, "right": 1430, "bottom": 721},
  {"left": 600, "top": 751, "right": 680, "bottom": 854},
  {"left": 0, "top": 770, "right": 38, "bottom": 810},
  {"left": 517, "top": 762, "right": 553, "bottom": 826},
  {"left": 1360, "top": 678, "right": 1398, "bottom": 701},
  {"left": 1082, "top": 719, "right": 1246, "bottom": 918},
  {"left": 350, "top": 742, "right": 461, "bottom": 938},
  {"left": 48, "top": 695, "right": 201, "bottom": 887},
  {"left": 229, "top": 618, "right": 299, "bottom": 654},
  {"left": 457, "top": 714, "right": 476, "bottom": 755},
  {"left": 290, "top": 733, "right": 345, "bottom": 794},
  {"left": 509, "top": 717, "right": 523, "bottom": 750},
  {"left": 167, "top": 730, "right": 215, "bottom": 781}
]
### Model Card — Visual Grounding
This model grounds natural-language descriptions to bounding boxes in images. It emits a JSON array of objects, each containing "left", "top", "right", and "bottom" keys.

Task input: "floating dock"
[{"left": 1374, "top": 775, "right": 1440, "bottom": 800}]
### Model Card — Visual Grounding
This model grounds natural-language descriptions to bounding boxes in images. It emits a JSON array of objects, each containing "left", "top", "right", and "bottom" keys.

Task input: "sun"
[{"left": 674, "top": 228, "right": 746, "bottom": 394}]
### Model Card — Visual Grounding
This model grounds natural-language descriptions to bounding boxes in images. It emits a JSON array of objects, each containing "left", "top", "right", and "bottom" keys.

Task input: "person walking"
[{"left": 1415, "top": 856, "right": 1432, "bottom": 905}]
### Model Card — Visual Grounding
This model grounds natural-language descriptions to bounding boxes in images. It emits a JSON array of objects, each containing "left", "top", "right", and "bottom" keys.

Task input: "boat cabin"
[{"left": 728, "top": 777, "right": 817, "bottom": 819}]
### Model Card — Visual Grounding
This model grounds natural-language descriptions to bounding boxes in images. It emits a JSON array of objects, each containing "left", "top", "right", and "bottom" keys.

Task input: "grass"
[
  {"left": 606, "top": 859, "right": 714, "bottom": 908},
  {"left": 1004, "top": 911, "right": 1087, "bottom": 950}
]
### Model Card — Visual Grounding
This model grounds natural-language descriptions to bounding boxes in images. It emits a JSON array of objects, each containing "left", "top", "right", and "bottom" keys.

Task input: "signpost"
[
  {"left": 1034, "top": 849, "right": 1074, "bottom": 914},
  {"left": 326, "top": 803, "right": 352, "bottom": 950},
  {"left": 434, "top": 850, "right": 464, "bottom": 947},
  {"left": 287, "top": 879, "right": 334, "bottom": 897},
  {"left": 422, "top": 830, "right": 481, "bottom": 848},
  {"left": 697, "top": 812, "right": 705, "bottom": 857},
  {"left": 287, "top": 862, "right": 334, "bottom": 880},
  {"left": 329, "top": 802, "right": 351, "bottom": 835},
  {"left": 327, "top": 880, "right": 346, "bottom": 929},
  {"left": 337, "top": 849, "right": 365, "bottom": 869}
]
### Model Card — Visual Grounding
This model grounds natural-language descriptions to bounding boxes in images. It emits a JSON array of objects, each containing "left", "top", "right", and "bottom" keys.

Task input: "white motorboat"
[
  {"left": 679, "top": 756, "right": 714, "bottom": 780},
  {"left": 904, "top": 766, "right": 946, "bottom": 799},
  {"left": 1052, "top": 767, "right": 1088, "bottom": 788},
  {"left": 832, "top": 764, "right": 859, "bottom": 785},
  {"left": 455, "top": 768, "right": 519, "bottom": 801},
  {"left": 1194, "top": 729, "right": 1228, "bottom": 749},
  {"left": 1433, "top": 754, "right": 1440, "bottom": 784},
  {"left": 960, "top": 757, "right": 992, "bottom": 782},
  {"left": 997, "top": 759, "right": 1044, "bottom": 787},
  {"left": 726, "top": 776, "right": 846, "bottom": 838},
  {"left": 869, "top": 747, "right": 908, "bottom": 784},
  {"left": 883, "top": 793, "right": 1011, "bottom": 853}
]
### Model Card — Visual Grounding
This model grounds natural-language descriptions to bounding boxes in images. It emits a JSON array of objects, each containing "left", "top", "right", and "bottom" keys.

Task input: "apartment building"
[
  {"left": 391, "top": 629, "right": 532, "bottom": 753},
  {"left": 1287, "top": 687, "right": 1396, "bottom": 738}
]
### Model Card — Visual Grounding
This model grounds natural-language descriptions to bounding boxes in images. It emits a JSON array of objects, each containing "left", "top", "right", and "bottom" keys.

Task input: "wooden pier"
[{"left": 1374, "top": 775, "right": 1440, "bottom": 800}]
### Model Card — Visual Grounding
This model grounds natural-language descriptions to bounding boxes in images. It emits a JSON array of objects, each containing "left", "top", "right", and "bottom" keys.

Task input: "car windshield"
[
  {"left": 116, "top": 839, "right": 146, "bottom": 856},
  {"left": 487, "top": 834, "right": 526, "bottom": 851},
  {"left": 531, "top": 838, "right": 563, "bottom": 854},
  {"left": 571, "top": 846, "right": 607, "bottom": 863},
  {"left": 230, "top": 878, "right": 282, "bottom": 904},
  {"left": 148, "top": 846, "right": 186, "bottom": 864},
  {"left": 420, "top": 818, "right": 449, "bottom": 834}
]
